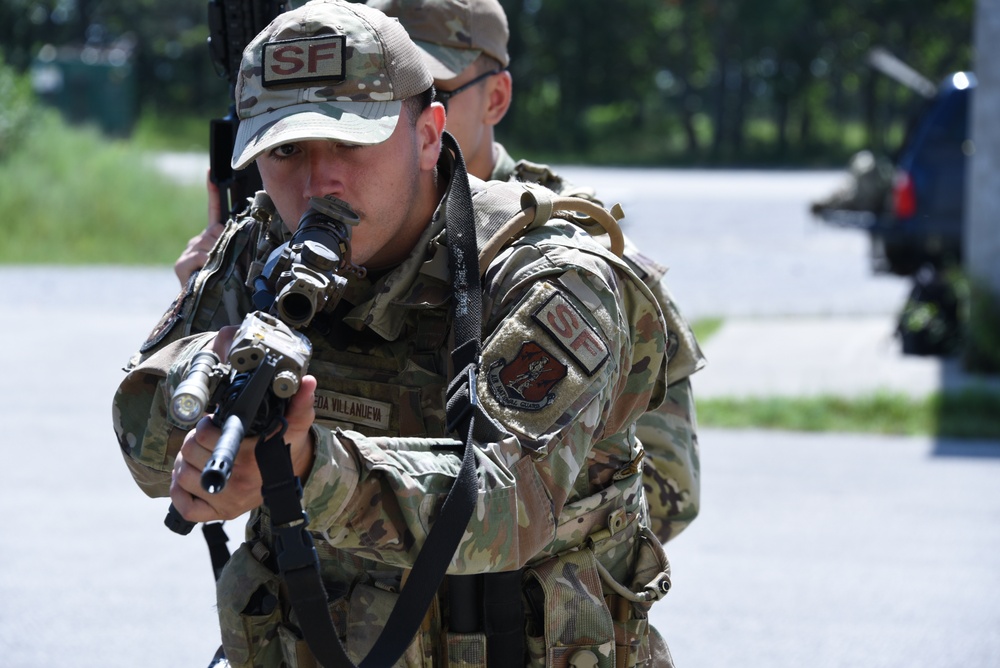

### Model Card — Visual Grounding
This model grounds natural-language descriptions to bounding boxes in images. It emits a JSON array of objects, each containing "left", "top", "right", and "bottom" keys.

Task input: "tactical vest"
[{"left": 181, "top": 180, "right": 637, "bottom": 444}]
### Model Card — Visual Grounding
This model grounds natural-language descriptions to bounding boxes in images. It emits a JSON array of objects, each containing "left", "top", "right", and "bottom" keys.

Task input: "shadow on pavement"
[
  {"left": 931, "top": 353, "right": 1000, "bottom": 457},
  {"left": 932, "top": 439, "right": 1000, "bottom": 458}
]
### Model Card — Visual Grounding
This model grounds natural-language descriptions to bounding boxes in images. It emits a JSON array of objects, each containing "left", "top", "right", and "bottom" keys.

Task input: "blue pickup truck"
[
  {"left": 871, "top": 72, "right": 976, "bottom": 276},
  {"left": 814, "top": 72, "right": 976, "bottom": 277}
]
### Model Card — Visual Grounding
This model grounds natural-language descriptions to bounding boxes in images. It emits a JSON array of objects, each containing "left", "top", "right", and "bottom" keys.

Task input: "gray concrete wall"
[{"left": 966, "top": 0, "right": 1000, "bottom": 293}]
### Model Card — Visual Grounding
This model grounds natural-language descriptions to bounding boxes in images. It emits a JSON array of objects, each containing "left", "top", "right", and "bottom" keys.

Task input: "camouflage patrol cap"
[
  {"left": 232, "top": 0, "right": 434, "bottom": 170},
  {"left": 366, "top": 0, "right": 510, "bottom": 80}
]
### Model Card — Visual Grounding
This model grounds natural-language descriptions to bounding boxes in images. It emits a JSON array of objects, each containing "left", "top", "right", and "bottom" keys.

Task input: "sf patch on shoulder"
[
  {"left": 480, "top": 281, "right": 612, "bottom": 441},
  {"left": 531, "top": 291, "right": 609, "bottom": 376}
]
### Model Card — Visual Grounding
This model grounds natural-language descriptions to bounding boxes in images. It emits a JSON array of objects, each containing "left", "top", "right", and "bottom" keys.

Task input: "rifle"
[
  {"left": 164, "top": 195, "right": 364, "bottom": 536},
  {"left": 206, "top": 0, "right": 287, "bottom": 223}
]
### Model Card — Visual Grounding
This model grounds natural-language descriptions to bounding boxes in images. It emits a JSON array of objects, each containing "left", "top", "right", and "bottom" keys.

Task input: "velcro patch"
[
  {"left": 314, "top": 390, "right": 391, "bottom": 431},
  {"left": 532, "top": 292, "right": 609, "bottom": 376},
  {"left": 478, "top": 281, "right": 605, "bottom": 441},
  {"left": 140, "top": 281, "right": 194, "bottom": 353},
  {"left": 263, "top": 36, "right": 346, "bottom": 87}
]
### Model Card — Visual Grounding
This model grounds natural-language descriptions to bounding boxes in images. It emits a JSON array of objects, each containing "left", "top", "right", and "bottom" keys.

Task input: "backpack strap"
[
  {"left": 511, "top": 157, "right": 601, "bottom": 203},
  {"left": 475, "top": 182, "right": 626, "bottom": 273}
]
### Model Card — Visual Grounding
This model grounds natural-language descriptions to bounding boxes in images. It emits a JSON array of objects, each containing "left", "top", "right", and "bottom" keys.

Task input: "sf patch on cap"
[{"left": 262, "top": 36, "right": 346, "bottom": 87}]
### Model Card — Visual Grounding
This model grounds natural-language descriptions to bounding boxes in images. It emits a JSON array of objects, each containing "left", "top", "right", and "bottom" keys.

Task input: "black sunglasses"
[{"left": 435, "top": 69, "right": 504, "bottom": 110}]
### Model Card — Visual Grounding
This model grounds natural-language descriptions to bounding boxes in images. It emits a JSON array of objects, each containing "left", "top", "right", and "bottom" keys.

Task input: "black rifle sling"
[
  {"left": 258, "top": 132, "right": 485, "bottom": 668},
  {"left": 201, "top": 522, "right": 231, "bottom": 582}
]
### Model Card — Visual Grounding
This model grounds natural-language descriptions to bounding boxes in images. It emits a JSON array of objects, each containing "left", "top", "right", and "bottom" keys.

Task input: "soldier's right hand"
[{"left": 168, "top": 371, "right": 318, "bottom": 523}]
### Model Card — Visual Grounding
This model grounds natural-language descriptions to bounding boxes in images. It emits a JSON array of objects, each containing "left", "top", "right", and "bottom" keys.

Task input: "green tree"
[
  {"left": 499, "top": 0, "right": 972, "bottom": 165},
  {"left": 1, "top": 0, "right": 976, "bottom": 165},
  {"left": 0, "top": 53, "right": 38, "bottom": 159},
  {"left": 0, "top": 0, "right": 226, "bottom": 122}
]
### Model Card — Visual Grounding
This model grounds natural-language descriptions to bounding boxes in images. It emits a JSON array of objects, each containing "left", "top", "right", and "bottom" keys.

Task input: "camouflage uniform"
[
  {"left": 491, "top": 143, "right": 706, "bottom": 543},
  {"left": 366, "top": 0, "right": 704, "bottom": 545},
  {"left": 114, "top": 147, "right": 676, "bottom": 666}
]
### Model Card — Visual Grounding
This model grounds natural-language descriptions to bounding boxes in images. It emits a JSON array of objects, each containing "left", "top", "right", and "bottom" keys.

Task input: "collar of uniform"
[
  {"left": 339, "top": 151, "right": 457, "bottom": 340},
  {"left": 339, "top": 211, "right": 447, "bottom": 339},
  {"left": 489, "top": 141, "right": 516, "bottom": 182}
]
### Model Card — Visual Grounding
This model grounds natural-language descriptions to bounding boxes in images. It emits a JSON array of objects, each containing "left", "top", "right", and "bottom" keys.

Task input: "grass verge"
[
  {"left": 696, "top": 388, "right": 1000, "bottom": 440},
  {"left": 0, "top": 111, "right": 206, "bottom": 265},
  {"left": 690, "top": 317, "right": 723, "bottom": 344},
  {"left": 131, "top": 111, "right": 209, "bottom": 152}
]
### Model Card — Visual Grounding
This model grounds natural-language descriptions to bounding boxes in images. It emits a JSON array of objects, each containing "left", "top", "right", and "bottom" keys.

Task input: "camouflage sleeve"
[
  {"left": 111, "top": 208, "right": 267, "bottom": 497},
  {"left": 112, "top": 333, "right": 217, "bottom": 497},
  {"left": 638, "top": 376, "right": 700, "bottom": 542},
  {"left": 298, "top": 232, "right": 666, "bottom": 574},
  {"left": 622, "top": 242, "right": 706, "bottom": 543},
  {"left": 500, "top": 156, "right": 706, "bottom": 544}
]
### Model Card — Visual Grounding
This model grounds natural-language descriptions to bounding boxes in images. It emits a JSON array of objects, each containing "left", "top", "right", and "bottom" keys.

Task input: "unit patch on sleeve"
[
  {"left": 478, "top": 281, "right": 613, "bottom": 441},
  {"left": 487, "top": 341, "right": 568, "bottom": 411},
  {"left": 531, "top": 291, "right": 609, "bottom": 376}
]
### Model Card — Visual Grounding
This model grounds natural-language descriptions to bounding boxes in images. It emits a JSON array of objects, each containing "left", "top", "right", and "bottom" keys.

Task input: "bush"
[
  {"left": 0, "top": 52, "right": 38, "bottom": 160},
  {"left": 0, "top": 109, "right": 207, "bottom": 265}
]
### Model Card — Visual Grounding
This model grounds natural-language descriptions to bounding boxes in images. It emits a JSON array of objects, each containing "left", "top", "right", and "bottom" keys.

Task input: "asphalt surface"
[
  {"left": 650, "top": 429, "right": 1000, "bottom": 668},
  {"left": 2, "top": 166, "right": 998, "bottom": 667}
]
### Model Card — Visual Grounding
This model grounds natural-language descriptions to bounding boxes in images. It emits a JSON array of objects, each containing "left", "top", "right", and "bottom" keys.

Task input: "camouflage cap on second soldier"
[
  {"left": 232, "top": 0, "right": 433, "bottom": 170},
  {"left": 366, "top": 0, "right": 509, "bottom": 80}
]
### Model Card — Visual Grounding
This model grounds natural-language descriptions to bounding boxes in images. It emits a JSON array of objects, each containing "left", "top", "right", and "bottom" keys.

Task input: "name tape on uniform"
[
  {"left": 263, "top": 35, "right": 346, "bottom": 87},
  {"left": 314, "top": 390, "right": 392, "bottom": 431},
  {"left": 532, "top": 291, "right": 609, "bottom": 376}
]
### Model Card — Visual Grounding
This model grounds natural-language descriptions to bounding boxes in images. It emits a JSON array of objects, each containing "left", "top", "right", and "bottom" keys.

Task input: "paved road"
[
  {"left": 557, "top": 166, "right": 913, "bottom": 320},
  {"left": 2, "top": 168, "right": 995, "bottom": 667},
  {"left": 649, "top": 429, "right": 1000, "bottom": 668},
  {"left": 0, "top": 269, "right": 223, "bottom": 668}
]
